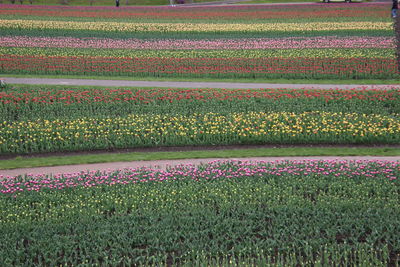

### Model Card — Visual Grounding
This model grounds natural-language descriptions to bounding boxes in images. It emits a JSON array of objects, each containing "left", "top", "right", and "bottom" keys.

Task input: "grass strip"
[
  {"left": 2, "top": 74, "right": 400, "bottom": 85},
  {"left": 1, "top": 147, "right": 399, "bottom": 170}
]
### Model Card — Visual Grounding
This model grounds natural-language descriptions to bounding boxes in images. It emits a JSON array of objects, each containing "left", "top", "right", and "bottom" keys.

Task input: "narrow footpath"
[{"left": 4, "top": 77, "right": 400, "bottom": 90}]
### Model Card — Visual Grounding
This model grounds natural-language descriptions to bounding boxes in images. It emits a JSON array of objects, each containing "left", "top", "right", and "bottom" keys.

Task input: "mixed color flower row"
[
  {"left": 1, "top": 19, "right": 391, "bottom": 33},
  {"left": 1, "top": 36, "right": 393, "bottom": 50},
  {"left": 2, "top": 87, "right": 398, "bottom": 105},
  {"left": 1, "top": 84, "right": 398, "bottom": 154},
  {"left": 0, "top": 3, "right": 395, "bottom": 79}
]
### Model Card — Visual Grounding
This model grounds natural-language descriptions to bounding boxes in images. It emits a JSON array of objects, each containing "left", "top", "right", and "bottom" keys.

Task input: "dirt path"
[
  {"left": 1, "top": 156, "right": 399, "bottom": 177},
  {"left": 4, "top": 78, "right": 400, "bottom": 90}
]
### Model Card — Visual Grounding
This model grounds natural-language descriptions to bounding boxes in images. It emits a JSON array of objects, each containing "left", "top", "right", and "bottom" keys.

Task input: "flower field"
[
  {"left": 1, "top": 160, "right": 399, "bottom": 265},
  {"left": 0, "top": 3, "right": 397, "bottom": 79},
  {"left": 1, "top": 85, "right": 399, "bottom": 154},
  {"left": 1, "top": 3, "right": 399, "bottom": 266}
]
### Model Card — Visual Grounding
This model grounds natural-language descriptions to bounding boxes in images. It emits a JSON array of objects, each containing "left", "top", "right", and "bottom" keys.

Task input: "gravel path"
[
  {"left": 4, "top": 78, "right": 400, "bottom": 90},
  {"left": 1, "top": 156, "right": 399, "bottom": 177}
]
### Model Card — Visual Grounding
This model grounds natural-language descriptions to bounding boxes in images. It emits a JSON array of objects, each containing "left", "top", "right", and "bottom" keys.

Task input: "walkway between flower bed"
[
  {"left": 1, "top": 156, "right": 399, "bottom": 177},
  {"left": 4, "top": 78, "right": 400, "bottom": 90}
]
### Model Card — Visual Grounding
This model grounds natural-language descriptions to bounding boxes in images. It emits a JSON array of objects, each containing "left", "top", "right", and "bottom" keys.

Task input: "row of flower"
[
  {"left": 1, "top": 19, "right": 391, "bottom": 33},
  {"left": 1, "top": 3, "right": 394, "bottom": 79},
  {"left": 1, "top": 111, "right": 399, "bottom": 154},
  {"left": 2, "top": 55, "right": 396, "bottom": 79},
  {"left": 0, "top": 3, "right": 388, "bottom": 19},
  {"left": 1, "top": 36, "right": 393, "bottom": 50},
  {"left": 1, "top": 86, "right": 399, "bottom": 119},
  {"left": 2, "top": 159, "right": 399, "bottom": 195},
  {"left": 1, "top": 86, "right": 398, "bottom": 154},
  {"left": 1, "top": 160, "right": 399, "bottom": 265},
  {"left": 3, "top": 87, "right": 398, "bottom": 104},
  {"left": 1, "top": 47, "right": 392, "bottom": 59}
]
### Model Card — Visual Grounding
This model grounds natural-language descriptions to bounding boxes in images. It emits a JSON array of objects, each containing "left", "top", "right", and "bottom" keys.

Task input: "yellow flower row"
[
  {"left": 1, "top": 112, "right": 399, "bottom": 153},
  {"left": 0, "top": 47, "right": 393, "bottom": 59},
  {"left": 0, "top": 19, "right": 391, "bottom": 33}
]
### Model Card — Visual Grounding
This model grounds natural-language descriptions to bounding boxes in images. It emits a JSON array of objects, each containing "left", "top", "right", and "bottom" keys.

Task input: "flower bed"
[
  {"left": 0, "top": 160, "right": 399, "bottom": 265},
  {"left": 0, "top": 3, "right": 389, "bottom": 19},
  {"left": 1, "top": 111, "right": 400, "bottom": 154},
  {"left": 1, "top": 86, "right": 399, "bottom": 154},
  {"left": 0, "top": 3, "right": 396, "bottom": 79}
]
